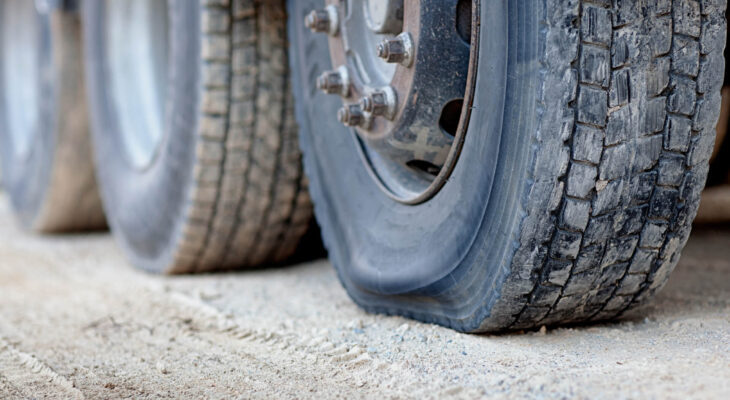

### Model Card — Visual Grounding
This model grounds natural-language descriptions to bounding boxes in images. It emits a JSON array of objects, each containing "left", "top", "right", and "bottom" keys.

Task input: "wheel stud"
[
  {"left": 316, "top": 67, "right": 350, "bottom": 97},
  {"left": 338, "top": 104, "right": 365, "bottom": 127},
  {"left": 305, "top": 6, "right": 339, "bottom": 36},
  {"left": 360, "top": 88, "right": 395, "bottom": 117},
  {"left": 305, "top": 10, "right": 329, "bottom": 32},
  {"left": 316, "top": 71, "right": 341, "bottom": 94},
  {"left": 376, "top": 40, "right": 402, "bottom": 61},
  {"left": 376, "top": 33, "right": 413, "bottom": 66}
]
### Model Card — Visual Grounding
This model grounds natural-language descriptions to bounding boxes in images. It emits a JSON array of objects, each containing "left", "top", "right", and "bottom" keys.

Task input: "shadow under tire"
[
  {"left": 289, "top": 0, "right": 727, "bottom": 331},
  {"left": 83, "top": 0, "right": 312, "bottom": 273},
  {"left": 0, "top": 1, "right": 105, "bottom": 232}
]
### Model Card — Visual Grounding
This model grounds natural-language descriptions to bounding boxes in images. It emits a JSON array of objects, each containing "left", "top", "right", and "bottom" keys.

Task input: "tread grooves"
[
  {"left": 169, "top": 0, "right": 312, "bottom": 273},
  {"left": 245, "top": 3, "right": 289, "bottom": 266},
  {"left": 480, "top": 0, "right": 726, "bottom": 331},
  {"left": 190, "top": 5, "right": 237, "bottom": 272},
  {"left": 218, "top": 1, "right": 261, "bottom": 269}
]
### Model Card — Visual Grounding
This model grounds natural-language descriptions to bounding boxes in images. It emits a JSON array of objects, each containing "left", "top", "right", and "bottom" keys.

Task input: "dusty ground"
[{"left": 0, "top": 196, "right": 728, "bottom": 399}]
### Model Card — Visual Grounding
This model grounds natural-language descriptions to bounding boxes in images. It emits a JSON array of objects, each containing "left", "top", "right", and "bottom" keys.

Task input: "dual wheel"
[
  {"left": 0, "top": 0, "right": 313, "bottom": 273},
  {"left": 0, "top": 0, "right": 727, "bottom": 332}
]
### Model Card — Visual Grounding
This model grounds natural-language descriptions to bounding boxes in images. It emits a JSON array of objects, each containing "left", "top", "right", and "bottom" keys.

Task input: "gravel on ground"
[{"left": 0, "top": 195, "right": 729, "bottom": 399}]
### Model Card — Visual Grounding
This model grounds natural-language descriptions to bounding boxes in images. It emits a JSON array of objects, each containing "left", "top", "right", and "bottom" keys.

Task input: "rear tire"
[
  {"left": 0, "top": 1, "right": 105, "bottom": 232},
  {"left": 83, "top": 0, "right": 313, "bottom": 273},
  {"left": 289, "top": 0, "right": 727, "bottom": 331}
]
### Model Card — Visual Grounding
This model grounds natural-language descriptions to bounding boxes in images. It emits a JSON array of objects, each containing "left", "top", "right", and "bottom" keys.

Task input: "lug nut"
[
  {"left": 376, "top": 32, "right": 414, "bottom": 66},
  {"left": 317, "top": 71, "right": 342, "bottom": 94},
  {"left": 376, "top": 41, "right": 401, "bottom": 61},
  {"left": 359, "top": 86, "right": 397, "bottom": 120},
  {"left": 360, "top": 90, "right": 390, "bottom": 116},
  {"left": 338, "top": 104, "right": 365, "bottom": 127},
  {"left": 316, "top": 67, "right": 350, "bottom": 97},
  {"left": 305, "top": 6, "right": 339, "bottom": 36},
  {"left": 305, "top": 10, "right": 329, "bottom": 32}
]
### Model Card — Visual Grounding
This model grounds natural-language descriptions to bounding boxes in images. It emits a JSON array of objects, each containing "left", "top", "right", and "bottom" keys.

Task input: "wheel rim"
[
  {"left": 1, "top": 0, "right": 41, "bottom": 158},
  {"left": 305, "top": 0, "right": 478, "bottom": 203},
  {"left": 104, "top": 0, "right": 169, "bottom": 170}
]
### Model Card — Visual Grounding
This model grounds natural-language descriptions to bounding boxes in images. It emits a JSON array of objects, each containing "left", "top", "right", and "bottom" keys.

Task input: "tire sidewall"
[
  {"left": 289, "top": 1, "right": 545, "bottom": 330},
  {"left": 0, "top": 7, "right": 56, "bottom": 229},
  {"left": 83, "top": 0, "right": 202, "bottom": 272}
]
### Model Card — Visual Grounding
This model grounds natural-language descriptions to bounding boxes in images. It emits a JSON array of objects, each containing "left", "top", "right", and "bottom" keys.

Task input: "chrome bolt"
[
  {"left": 316, "top": 66, "right": 350, "bottom": 97},
  {"left": 376, "top": 32, "right": 414, "bottom": 66},
  {"left": 305, "top": 5, "right": 339, "bottom": 36},
  {"left": 338, "top": 104, "right": 365, "bottom": 127}
]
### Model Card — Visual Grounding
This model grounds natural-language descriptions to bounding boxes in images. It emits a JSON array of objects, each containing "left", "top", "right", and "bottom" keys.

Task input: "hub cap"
[{"left": 307, "top": 0, "right": 477, "bottom": 203}]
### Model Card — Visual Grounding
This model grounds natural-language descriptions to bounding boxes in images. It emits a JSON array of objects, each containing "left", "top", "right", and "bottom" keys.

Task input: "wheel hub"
[
  {"left": 307, "top": 0, "right": 476, "bottom": 203},
  {"left": 364, "top": 0, "right": 403, "bottom": 34}
]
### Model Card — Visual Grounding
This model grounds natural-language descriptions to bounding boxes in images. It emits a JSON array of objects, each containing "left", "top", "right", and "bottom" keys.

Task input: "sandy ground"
[{"left": 0, "top": 196, "right": 728, "bottom": 399}]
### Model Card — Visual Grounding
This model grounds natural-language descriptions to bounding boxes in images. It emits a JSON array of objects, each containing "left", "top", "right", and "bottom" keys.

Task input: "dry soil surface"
[{"left": 0, "top": 197, "right": 729, "bottom": 399}]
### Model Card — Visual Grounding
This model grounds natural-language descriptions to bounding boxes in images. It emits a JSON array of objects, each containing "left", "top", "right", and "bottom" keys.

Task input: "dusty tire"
[
  {"left": 83, "top": 0, "right": 312, "bottom": 273},
  {"left": 290, "top": 0, "right": 727, "bottom": 331},
  {"left": 707, "top": 6, "right": 730, "bottom": 185},
  {"left": 0, "top": 1, "right": 104, "bottom": 232}
]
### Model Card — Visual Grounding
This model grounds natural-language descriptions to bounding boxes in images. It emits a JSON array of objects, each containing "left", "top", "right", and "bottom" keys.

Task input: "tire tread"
[
  {"left": 479, "top": 0, "right": 726, "bottom": 331},
  {"left": 169, "top": 0, "right": 312, "bottom": 273}
]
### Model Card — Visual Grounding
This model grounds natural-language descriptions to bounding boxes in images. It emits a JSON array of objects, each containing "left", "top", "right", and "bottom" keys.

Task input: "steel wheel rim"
[
  {"left": 104, "top": 0, "right": 169, "bottom": 170},
  {"left": 306, "top": 0, "right": 479, "bottom": 204},
  {"left": 1, "top": 0, "right": 42, "bottom": 158}
]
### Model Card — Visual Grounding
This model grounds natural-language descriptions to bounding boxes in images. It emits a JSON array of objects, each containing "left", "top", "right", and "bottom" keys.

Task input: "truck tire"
[
  {"left": 289, "top": 0, "right": 727, "bottom": 331},
  {"left": 83, "top": 0, "right": 312, "bottom": 273},
  {"left": 0, "top": 1, "right": 105, "bottom": 232},
  {"left": 707, "top": 6, "right": 730, "bottom": 185}
]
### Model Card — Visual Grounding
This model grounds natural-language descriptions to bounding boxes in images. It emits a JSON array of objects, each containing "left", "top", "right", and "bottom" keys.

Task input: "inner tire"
[
  {"left": 0, "top": 1, "right": 105, "bottom": 232},
  {"left": 289, "top": 0, "right": 727, "bottom": 331},
  {"left": 83, "top": 0, "right": 312, "bottom": 273}
]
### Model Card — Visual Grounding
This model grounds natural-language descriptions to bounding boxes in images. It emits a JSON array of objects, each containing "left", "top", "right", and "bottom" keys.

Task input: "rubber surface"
[
  {"left": 706, "top": 6, "right": 730, "bottom": 184},
  {"left": 289, "top": 0, "right": 727, "bottom": 332},
  {"left": 84, "top": 0, "right": 312, "bottom": 273},
  {"left": 0, "top": 4, "right": 105, "bottom": 232}
]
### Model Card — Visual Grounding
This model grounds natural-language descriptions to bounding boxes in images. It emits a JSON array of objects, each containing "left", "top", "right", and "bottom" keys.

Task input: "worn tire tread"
[{"left": 478, "top": 0, "right": 726, "bottom": 331}]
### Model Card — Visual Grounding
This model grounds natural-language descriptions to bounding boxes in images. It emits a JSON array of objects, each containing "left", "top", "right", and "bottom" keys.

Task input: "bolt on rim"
[{"left": 307, "top": 0, "right": 478, "bottom": 204}]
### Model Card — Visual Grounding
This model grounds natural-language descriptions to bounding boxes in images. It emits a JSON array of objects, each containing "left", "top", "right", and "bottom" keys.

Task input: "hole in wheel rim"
[
  {"left": 439, "top": 98, "right": 464, "bottom": 138},
  {"left": 406, "top": 159, "right": 441, "bottom": 176},
  {"left": 456, "top": 0, "right": 472, "bottom": 45}
]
